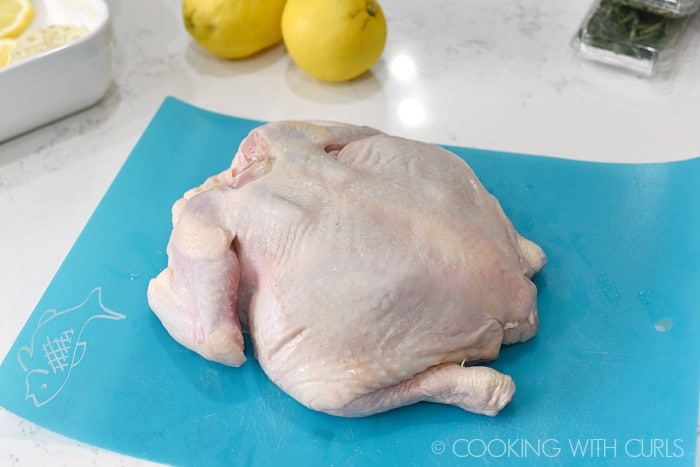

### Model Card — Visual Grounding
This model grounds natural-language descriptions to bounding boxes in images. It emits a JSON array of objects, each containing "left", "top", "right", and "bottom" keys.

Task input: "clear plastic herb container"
[
  {"left": 619, "top": 0, "right": 700, "bottom": 17},
  {"left": 573, "top": 0, "right": 695, "bottom": 76}
]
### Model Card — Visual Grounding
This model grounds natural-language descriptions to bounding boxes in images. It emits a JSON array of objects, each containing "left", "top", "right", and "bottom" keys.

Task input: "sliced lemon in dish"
[{"left": 0, "top": 0, "right": 34, "bottom": 39}]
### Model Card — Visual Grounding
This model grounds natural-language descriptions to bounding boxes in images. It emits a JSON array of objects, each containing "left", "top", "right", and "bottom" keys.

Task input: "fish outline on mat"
[{"left": 17, "top": 287, "right": 126, "bottom": 407}]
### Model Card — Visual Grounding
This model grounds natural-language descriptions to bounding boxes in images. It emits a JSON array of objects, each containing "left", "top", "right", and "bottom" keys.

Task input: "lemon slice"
[
  {"left": 0, "top": 0, "right": 34, "bottom": 39},
  {"left": 8, "top": 24, "right": 88, "bottom": 64},
  {"left": 0, "top": 37, "right": 14, "bottom": 67}
]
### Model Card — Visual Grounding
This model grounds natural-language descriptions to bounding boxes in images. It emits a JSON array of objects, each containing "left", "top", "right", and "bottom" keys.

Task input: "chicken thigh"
[{"left": 147, "top": 121, "right": 546, "bottom": 417}]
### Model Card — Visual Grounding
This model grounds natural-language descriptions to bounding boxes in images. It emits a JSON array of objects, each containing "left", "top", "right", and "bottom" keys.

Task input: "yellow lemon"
[
  {"left": 0, "top": 0, "right": 34, "bottom": 39},
  {"left": 0, "top": 37, "right": 15, "bottom": 67},
  {"left": 8, "top": 24, "right": 88, "bottom": 64},
  {"left": 282, "top": 0, "right": 387, "bottom": 82},
  {"left": 182, "top": 0, "right": 287, "bottom": 59}
]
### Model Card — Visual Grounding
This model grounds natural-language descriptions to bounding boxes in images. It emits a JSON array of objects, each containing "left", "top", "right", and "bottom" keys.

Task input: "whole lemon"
[
  {"left": 282, "top": 0, "right": 387, "bottom": 82},
  {"left": 183, "top": 0, "right": 287, "bottom": 59}
]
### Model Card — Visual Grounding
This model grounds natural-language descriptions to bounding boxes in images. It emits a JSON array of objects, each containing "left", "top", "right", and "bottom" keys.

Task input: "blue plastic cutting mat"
[{"left": 1, "top": 97, "right": 698, "bottom": 466}]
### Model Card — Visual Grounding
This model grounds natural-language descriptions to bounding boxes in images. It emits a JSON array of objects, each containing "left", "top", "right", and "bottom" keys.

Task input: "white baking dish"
[{"left": 0, "top": 0, "right": 112, "bottom": 142}]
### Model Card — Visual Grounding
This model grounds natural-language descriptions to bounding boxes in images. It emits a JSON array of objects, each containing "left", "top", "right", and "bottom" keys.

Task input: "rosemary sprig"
[{"left": 580, "top": 0, "right": 686, "bottom": 60}]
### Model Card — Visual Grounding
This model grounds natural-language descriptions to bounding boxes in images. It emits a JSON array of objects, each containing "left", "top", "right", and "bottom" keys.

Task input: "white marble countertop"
[{"left": 1, "top": 0, "right": 698, "bottom": 465}]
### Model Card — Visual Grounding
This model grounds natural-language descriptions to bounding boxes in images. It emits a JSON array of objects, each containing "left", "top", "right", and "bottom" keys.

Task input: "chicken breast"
[{"left": 147, "top": 121, "right": 546, "bottom": 417}]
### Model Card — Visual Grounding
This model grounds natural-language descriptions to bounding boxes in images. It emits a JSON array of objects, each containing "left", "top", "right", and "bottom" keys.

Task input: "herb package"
[{"left": 574, "top": 0, "right": 695, "bottom": 76}]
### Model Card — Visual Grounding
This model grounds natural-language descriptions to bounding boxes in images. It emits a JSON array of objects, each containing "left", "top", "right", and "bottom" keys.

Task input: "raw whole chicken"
[{"left": 147, "top": 121, "right": 546, "bottom": 417}]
